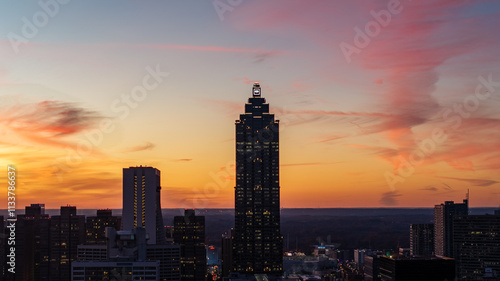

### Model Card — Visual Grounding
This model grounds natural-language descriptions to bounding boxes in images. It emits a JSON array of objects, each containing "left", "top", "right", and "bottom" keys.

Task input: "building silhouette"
[
  {"left": 409, "top": 223, "right": 434, "bottom": 257},
  {"left": 49, "top": 205, "right": 86, "bottom": 281},
  {"left": 434, "top": 198, "right": 468, "bottom": 257},
  {"left": 453, "top": 212, "right": 500, "bottom": 280},
  {"left": 233, "top": 82, "right": 283, "bottom": 277},
  {"left": 16, "top": 204, "right": 51, "bottom": 281},
  {"left": 85, "top": 209, "right": 121, "bottom": 245},
  {"left": 174, "top": 209, "right": 207, "bottom": 281},
  {"left": 123, "top": 166, "right": 165, "bottom": 245}
]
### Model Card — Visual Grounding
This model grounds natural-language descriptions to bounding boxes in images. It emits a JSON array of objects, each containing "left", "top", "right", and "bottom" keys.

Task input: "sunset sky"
[{"left": 1, "top": 0, "right": 500, "bottom": 209}]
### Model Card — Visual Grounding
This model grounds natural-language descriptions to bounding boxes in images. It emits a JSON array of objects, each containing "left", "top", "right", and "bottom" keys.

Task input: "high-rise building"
[
  {"left": 85, "top": 209, "right": 121, "bottom": 245},
  {"left": 233, "top": 82, "right": 283, "bottom": 277},
  {"left": 174, "top": 209, "right": 207, "bottom": 281},
  {"left": 123, "top": 166, "right": 165, "bottom": 245},
  {"left": 453, "top": 213, "right": 500, "bottom": 280},
  {"left": 16, "top": 204, "right": 51, "bottom": 281},
  {"left": 50, "top": 206, "right": 86, "bottom": 281},
  {"left": 409, "top": 224, "right": 434, "bottom": 257},
  {"left": 434, "top": 198, "right": 468, "bottom": 257}
]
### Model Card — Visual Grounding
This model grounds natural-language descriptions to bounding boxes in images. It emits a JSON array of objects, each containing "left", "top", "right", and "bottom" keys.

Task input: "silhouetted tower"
[{"left": 233, "top": 82, "right": 283, "bottom": 276}]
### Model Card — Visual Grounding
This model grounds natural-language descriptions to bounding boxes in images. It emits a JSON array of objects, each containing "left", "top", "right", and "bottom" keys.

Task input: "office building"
[
  {"left": 16, "top": 204, "right": 51, "bottom": 281},
  {"left": 434, "top": 198, "right": 468, "bottom": 257},
  {"left": 85, "top": 209, "right": 121, "bottom": 245},
  {"left": 233, "top": 82, "right": 283, "bottom": 277},
  {"left": 453, "top": 213, "right": 500, "bottom": 280},
  {"left": 123, "top": 166, "right": 165, "bottom": 245},
  {"left": 174, "top": 209, "right": 207, "bottom": 281},
  {"left": 147, "top": 244, "right": 182, "bottom": 281},
  {"left": 77, "top": 244, "right": 107, "bottom": 261},
  {"left": 50, "top": 206, "right": 86, "bottom": 281},
  {"left": 73, "top": 227, "right": 181, "bottom": 281},
  {"left": 364, "top": 255, "right": 381, "bottom": 281},
  {"left": 409, "top": 223, "right": 434, "bottom": 257}
]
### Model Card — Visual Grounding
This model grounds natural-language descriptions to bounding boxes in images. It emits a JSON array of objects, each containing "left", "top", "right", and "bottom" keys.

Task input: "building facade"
[
  {"left": 85, "top": 209, "right": 121, "bottom": 245},
  {"left": 123, "top": 166, "right": 165, "bottom": 245},
  {"left": 174, "top": 209, "right": 207, "bottom": 281},
  {"left": 49, "top": 206, "right": 86, "bottom": 281},
  {"left": 453, "top": 213, "right": 500, "bottom": 280},
  {"left": 233, "top": 83, "right": 283, "bottom": 276},
  {"left": 409, "top": 223, "right": 434, "bottom": 257},
  {"left": 434, "top": 199, "right": 468, "bottom": 257},
  {"left": 15, "top": 204, "right": 51, "bottom": 281}
]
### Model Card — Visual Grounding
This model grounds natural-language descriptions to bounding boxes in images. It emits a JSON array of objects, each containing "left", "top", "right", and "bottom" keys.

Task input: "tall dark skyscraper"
[
  {"left": 16, "top": 204, "right": 51, "bottom": 281},
  {"left": 123, "top": 166, "right": 165, "bottom": 245},
  {"left": 434, "top": 198, "right": 468, "bottom": 257},
  {"left": 233, "top": 82, "right": 283, "bottom": 276},
  {"left": 174, "top": 209, "right": 207, "bottom": 281},
  {"left": 49, "top": 205, "right": 86, "bottom": 281}
]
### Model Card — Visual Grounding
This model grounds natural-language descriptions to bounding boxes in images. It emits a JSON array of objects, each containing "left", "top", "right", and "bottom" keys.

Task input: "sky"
[{"left": 1, "top": 0, "right": 500, "bottom": 209}]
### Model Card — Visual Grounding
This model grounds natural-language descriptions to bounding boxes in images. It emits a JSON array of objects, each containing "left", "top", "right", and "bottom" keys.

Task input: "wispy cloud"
[
  {"left": 174, "top": 158, "right": 193, "bottom": 162},
  {"left": 420, "top": 186, "right": 438, "bottom": 192},
  {"left": 438, "top": 176, "right": 500, "bottom": 187},
  {"left": 123, "top": 142, "right": 155, "bottom": 153},
  {"left": 0, "top": 100, "right": 102, "bottom": 148}
]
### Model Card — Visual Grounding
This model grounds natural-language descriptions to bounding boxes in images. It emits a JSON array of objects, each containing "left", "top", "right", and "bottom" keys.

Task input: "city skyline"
[{"left": 1, "top": 1, "right": 500, "bottom": 209}]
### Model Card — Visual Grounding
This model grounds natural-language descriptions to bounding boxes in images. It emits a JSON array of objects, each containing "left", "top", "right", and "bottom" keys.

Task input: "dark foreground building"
[
  {"left": 453, "top": 213, "right": 500, "bottom": 280},
  {"left": 174, "top": 209, "right": 207, "bottom": 281},
  {"left": 377, "top": 256, "right": 455, "bottom": 281},
  {"left": 233, "top": 82, "right": 283, "bottom": 277}
]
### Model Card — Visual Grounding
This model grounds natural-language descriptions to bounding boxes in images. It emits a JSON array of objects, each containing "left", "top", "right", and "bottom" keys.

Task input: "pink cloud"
[{"left": 0, "top": 100, "right": 102, "bottom": 148}]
